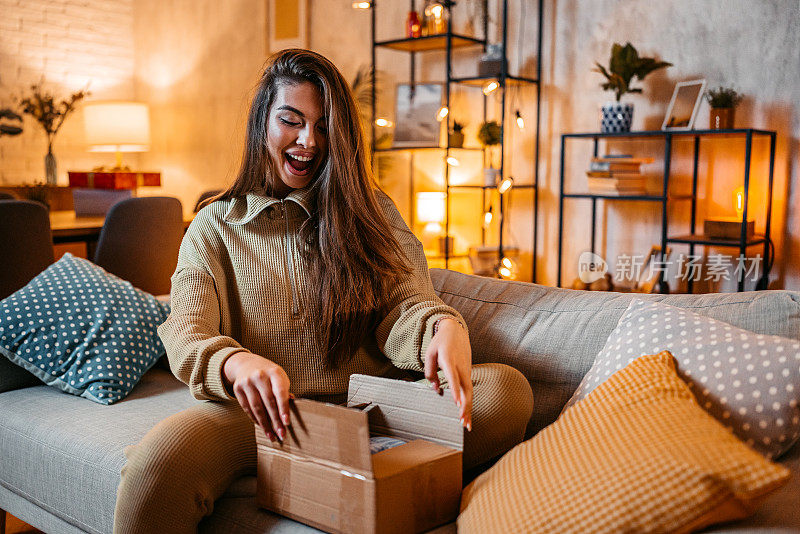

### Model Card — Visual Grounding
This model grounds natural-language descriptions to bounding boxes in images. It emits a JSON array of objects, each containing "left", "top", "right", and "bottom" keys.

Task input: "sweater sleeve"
[
  {"left": 157, "top": 223, "right": 245, "bottom": 402},
  {"left": 373, "top": 192, "right": 468, "bottom": 373}
]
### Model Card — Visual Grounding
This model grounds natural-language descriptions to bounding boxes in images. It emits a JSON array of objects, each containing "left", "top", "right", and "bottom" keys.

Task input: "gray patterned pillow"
[{"left": 564, "top": 299, "right": 800, "bottom": 459}]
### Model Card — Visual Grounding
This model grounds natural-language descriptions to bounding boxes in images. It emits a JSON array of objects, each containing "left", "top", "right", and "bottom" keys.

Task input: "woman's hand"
[
  {"left": 424, "top": 318, "right": 473, "bottom": 431},
  {"left": 223, "top": 352, "right": 292, "bottom": 442}
]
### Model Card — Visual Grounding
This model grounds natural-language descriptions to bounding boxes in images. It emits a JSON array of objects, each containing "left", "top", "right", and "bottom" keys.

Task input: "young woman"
[{"left": 113, "top": 49, "right": 532, "bottom": 533}]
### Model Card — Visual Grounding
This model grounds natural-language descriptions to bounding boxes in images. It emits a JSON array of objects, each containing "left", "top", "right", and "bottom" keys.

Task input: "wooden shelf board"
[{"left": 375, "top": 34, "right": 484, "bottom": 52}]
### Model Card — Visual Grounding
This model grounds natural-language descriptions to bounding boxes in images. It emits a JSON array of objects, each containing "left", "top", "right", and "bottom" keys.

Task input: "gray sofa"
[{"left": 1, "top": 268, "right": 798, "bottom": 533}]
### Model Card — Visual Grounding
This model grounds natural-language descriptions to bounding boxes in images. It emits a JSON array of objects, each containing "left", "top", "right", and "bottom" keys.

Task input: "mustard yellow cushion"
[{"left": 458, "top": 351, "right": 791, "bottom": 534}]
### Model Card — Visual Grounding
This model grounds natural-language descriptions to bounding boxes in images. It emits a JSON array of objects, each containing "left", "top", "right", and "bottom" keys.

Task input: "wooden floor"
[{"left": 6, "top": 513, "right": 43, "bottom": 534}]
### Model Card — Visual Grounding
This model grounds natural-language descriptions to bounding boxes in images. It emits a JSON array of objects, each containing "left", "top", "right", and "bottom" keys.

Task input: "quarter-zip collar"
[{"left": 223, "top": 186, "right": 315, "bottom": 225}]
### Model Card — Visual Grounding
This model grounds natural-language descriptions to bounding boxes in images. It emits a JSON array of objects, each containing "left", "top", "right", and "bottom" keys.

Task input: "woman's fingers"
[
  {"left": 460, "top": 368, "right": 474, "bottom": 431},
  {"left": 274, "top": 382, "right": 292, "bottom": 428},
  {"left": 256, "top": 379, "right": 285, "bottom": 440},
  {"left": 238, "top": 383, "right": 275, "bottom": 440},
  {"left": 424, "top": 350, "right": 442, "bottom": 394}
]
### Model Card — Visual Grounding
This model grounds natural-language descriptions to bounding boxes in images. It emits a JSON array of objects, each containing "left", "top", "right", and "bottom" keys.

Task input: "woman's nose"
[{"left": 297, "top": 124, "right": 317, "bottom": 149}]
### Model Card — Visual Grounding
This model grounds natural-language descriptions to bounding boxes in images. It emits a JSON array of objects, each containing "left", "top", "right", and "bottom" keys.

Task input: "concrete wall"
[
  {"left": 132, "top": 0, "right": 266, "bottom": 213},
  {"left": 0, "top": 0, "right": 136, "bottom": 184},
  {"left": 543, "top": 0, "right": 800, "bottom": 291}
]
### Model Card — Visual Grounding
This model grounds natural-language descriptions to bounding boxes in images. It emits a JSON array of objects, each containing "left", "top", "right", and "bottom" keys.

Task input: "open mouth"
[{"left": 284, "top": 152, "right": 316, "bottom": 176}]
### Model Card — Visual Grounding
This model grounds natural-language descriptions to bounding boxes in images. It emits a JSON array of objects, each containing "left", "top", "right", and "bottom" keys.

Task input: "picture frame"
[
  {"left": 268, "top": 0, "right": 309, "bottom": 52},
  {"left": 634, "top": 245, "right": 672, "bottom": 293},
  {"left": 392, "top": 84, "right": 443, "bottom": 148},
  {"left": 662, "top": 79, "right": 706, "bottom": 130}
]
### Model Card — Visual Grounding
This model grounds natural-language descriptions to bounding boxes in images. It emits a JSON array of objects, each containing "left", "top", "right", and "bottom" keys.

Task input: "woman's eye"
[
  {"left": 280, "top": 118, "right": 300, "bottom": 126},
  {"left": 317, "top": 125, "right": 328, "bottom": 135}
]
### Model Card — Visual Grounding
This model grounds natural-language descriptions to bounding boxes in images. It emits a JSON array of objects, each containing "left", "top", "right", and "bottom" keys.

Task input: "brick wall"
[{"left": 0, "top": 0, "right": 136, "bottom": 185}]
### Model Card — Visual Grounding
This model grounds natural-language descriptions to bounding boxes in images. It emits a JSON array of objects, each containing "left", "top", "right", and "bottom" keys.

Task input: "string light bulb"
[
  {"left": 483, "top": 206, "right": 493, "bottom": 226},
  {"left": 375, "top": 118, "right": 393, "bottom": 127},
  {"left": 482, "top": 81, "right": 499, "bottom": 95},
  {"left": 515, "top": 110, "right": 524, "bottom": 130},
  {"left": 734, "top": 186, "right": 745, "bottom": 218},
  {"left": 446, "top": 156, "right": 459, "bottom": 166},
  {"left": 499, "top": 257, "right": 515, "bottom": 279},
  {"left": 498, "top": 177, "right": 513, "bottom": 194},
  {"left": 436, "top": 106, "right": 449, "bottom": 122},
  {"left": 352, "top": 1, "right": 371, "bottom": 8}
]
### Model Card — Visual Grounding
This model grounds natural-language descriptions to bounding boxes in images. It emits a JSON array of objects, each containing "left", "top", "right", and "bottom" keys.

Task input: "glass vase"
[{"left": 45, "top": 147, "right": 57, "bottom": 186}]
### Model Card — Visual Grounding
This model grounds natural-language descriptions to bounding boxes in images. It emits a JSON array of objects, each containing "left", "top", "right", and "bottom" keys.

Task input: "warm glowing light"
[
  {"left": 499, "top": 266, "right": 512, "bottom": 278},
  {"left": 501, "top": 257, "right": 513, "bottom": 269},
  {"left": 515, "top": 110, "right": 524, "bottom": 129},
  {"left": 482, "top": 81, "right": 499, "bottom": 95},
  {"left": 483, "top": 207, "right": 493, "bottom": 225},
  {"left": 436, "top": 106, "right": 449, "bottom": 122},
  {"left": 446, "top": 156, "right": 459, "bottom": 166},
  {"left": 416, "top": 192, "right": 446, "bottom": 224},
  {"left": 498, "top": 177, "right": 513, "bottom": 194},
  {"left": 352, "top": 1, "right": 371, "bottom": 8},
  {"left": 375, "top": 118, "right": 393, "bottom": 127},
  {"left": 734, "top": 186, "right": 745, "bottom": 217},
  {"left": 84, "top": 101, "right": 150, "bottom": 169}
]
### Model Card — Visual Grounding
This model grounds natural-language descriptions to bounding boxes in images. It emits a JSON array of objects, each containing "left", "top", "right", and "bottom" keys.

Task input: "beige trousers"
[{"left": 113, "top": 363, "right": 533, "bottom": 534}]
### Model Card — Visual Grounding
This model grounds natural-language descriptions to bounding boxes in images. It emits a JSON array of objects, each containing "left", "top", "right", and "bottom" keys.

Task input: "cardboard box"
[
  {"left": 256, "top": 374, "right": 463, "bottom": 534},
  {"left": 67, "top": 171, "right": 161, "bottom": 189},
  {"left": 703, "top": 217, "right": 755, "bottom": 240}
]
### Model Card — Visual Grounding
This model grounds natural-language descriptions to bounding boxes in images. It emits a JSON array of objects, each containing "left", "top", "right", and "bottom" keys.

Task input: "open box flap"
[
  {"left": 255, "top": 398, "right": 373, "bottom": 476},
  {"left": 347, "top": 374, "right": 463, "bottom": 451}
]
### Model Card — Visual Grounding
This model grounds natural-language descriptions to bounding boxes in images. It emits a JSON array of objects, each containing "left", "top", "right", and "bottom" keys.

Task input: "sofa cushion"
[
  {"left": 0, "top": 369, "right": 201, "bottom": 534},
  {"left": 0, "top": 253, "right": 170, "bottom": 404},
  {"left": 457, "top": 352, "right": 791, "bottom": 534},
  {"left": 564, "top": 299, "right": 800, "bottom": 459},
  {"left": 429, "top": 268, "right": 800, "bottom": 438}
]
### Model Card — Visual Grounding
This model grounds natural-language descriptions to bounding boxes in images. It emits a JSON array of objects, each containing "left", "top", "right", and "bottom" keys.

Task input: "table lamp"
[
  {"left": 84, "top": 102, "right": 150, "bottom": 171},
  {"left": 416, "top": 192, "right": 452, "bottom": 255}
]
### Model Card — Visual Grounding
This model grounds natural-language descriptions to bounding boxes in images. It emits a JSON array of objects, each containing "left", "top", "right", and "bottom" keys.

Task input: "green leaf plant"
[{"left": 594, "top": 42, "right": 672, "bottom": 102}]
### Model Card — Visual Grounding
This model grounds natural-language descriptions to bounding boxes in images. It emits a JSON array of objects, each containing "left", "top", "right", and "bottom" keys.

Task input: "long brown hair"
[{"left": 215, "top": 49, "right": 412, "bottom": 367}]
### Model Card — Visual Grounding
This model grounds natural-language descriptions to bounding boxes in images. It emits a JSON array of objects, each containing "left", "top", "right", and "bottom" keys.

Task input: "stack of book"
[{"left": 586, "top": 156, "right": 653, "bottom": 195}]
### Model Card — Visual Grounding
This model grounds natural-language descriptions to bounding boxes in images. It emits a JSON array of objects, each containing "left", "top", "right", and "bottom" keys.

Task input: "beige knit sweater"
[{"left": 157, "top": 186, "right": 466, "bottom": 401}]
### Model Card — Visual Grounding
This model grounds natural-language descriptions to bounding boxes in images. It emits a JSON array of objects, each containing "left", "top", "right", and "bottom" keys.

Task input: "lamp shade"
[
  {"left": 84, "top": 102, "right": 150, "bottom": 152},
  {"left": 416, "top": 192, "right": 446, "bottom": 223}
]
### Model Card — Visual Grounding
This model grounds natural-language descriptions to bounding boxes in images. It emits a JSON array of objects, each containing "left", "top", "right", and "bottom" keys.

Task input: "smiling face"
[{"left": 266, "top": 81, "right": 329, "bottom": 197}]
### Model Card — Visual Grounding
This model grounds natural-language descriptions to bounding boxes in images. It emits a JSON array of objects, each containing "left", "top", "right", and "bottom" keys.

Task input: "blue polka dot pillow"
[
  {"left": 0, "top": 253, "right": 170, "bottom": 405},
  {"left": 564, "top": 299, "right": 800, "bottom": 459}
]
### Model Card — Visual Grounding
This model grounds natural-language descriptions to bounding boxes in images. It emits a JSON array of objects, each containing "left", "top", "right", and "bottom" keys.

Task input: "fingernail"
[
  {"left": 467, "top": 422, "right": 472, "bottom": 432},
  {"left": 460, "top": 417, "right": 464, "bottom": 426},
  {"left": 282, "top": 414, "right": 291, "bottom": 425},
  {"left": 277, "top": 428, "right": 285, "bottom": 441}
]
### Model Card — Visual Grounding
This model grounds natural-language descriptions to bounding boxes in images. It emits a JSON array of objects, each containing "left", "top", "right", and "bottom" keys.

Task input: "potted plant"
[
  {"left": 449, "top": 120, "right": 465, "bottom": 148},
  {"left": 705, "top": 86, "right": 742, "bottom": 129},
  {"left": 478, "top": 120, "right": 501, "bottom": 186},
  {"left": 594, "top": 42, "right": 671, "bottom": 133},
  {"left": 19, "top": 83, "right": 89, "bottom": 185}
]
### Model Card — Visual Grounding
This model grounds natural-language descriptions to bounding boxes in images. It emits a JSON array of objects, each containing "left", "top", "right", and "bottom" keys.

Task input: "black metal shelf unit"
[
  {"left": 369, "top": 0, "right": 544, "bottom": 281},
  {"left": 556, "top": 128, "right": 776, "bottom": 293}
]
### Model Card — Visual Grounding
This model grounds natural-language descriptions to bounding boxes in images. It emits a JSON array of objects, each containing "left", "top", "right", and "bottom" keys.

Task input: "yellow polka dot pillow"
[
  {"left": 564, "top": 299, "right": 800, "bottom": 459},
  {"left": 458, "top": 352, "right": 790, "bottom": 534}
]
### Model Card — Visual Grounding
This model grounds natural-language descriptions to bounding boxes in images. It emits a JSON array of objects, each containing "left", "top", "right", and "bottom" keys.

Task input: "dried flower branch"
[{"left": 18, "top": 83, "right": 89, "bottom": 149}]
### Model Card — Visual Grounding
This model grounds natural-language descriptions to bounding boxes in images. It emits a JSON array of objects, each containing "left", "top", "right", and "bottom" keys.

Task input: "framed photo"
[
  {"left": 268, "top": 0, "right": 309, "bottom": 52},
  {"left": 392, "top": 84, "right": 443, "bottom": 148},
  {"left": 634, "top": 245, "right": 672, "bottom": 293},
  {"left": 662, "top": 79, "right": 706, "bottom": 130}
]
